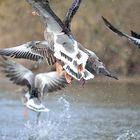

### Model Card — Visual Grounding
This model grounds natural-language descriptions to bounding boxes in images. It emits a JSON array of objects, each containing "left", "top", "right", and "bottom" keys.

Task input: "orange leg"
[
  {"left": 56, "top": 62, "right": 63, "bottom": 75},
  {"left": 65, "top": 72, "right": 72, "bottom": 84},
  {"left": 78, "top": 64, "right": 83, "bottom": 73}
]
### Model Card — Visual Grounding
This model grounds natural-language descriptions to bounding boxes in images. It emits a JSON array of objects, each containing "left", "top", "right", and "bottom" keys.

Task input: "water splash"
[
  {"left": 57, "top": 96, "right": 71, "bottom": 120},
  {"left": 17, "top": 96, "right": 71, "bottom": 140},
  {"left": 117, "top": 130, "right": 140, "bottom": 140},
  {"left": 0, "top": 129, "right": 6, "bottom": 140}
]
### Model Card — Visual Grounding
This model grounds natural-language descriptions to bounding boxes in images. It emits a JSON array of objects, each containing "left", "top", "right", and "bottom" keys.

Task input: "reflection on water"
[{"left": 0, "top": 81, "right": 140, "bottom": 140}]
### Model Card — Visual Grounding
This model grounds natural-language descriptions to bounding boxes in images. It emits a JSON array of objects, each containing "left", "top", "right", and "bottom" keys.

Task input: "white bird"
[
  {"left": 0, "top": 57, "right": 67, "bottom": 115},
  {"left": 30, "top": 1, "right": 118, "bottom": 82},
  {"left": 0, "top": 0, "right": 93, "bottom": 83},
  {"left": 0, "top": 0, "right": 117, "bottom": 87},
  {"left": 27, "top": 0, "right": 90, "bottom": 79},
  {"left": 102, "top": 16, "right": 140, "bottom": 49}
]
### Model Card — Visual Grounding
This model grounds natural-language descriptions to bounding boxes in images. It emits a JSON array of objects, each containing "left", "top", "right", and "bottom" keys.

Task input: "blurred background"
[{"left": 0, "top": 0, "right": 140, "bottom": 77}]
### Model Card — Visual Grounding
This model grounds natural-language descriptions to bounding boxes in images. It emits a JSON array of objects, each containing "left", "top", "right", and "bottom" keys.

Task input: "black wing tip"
[
  {"left": 102, "top": 17, "right": 140, "bottom": 48},
  {"left": 102, "top": 16, "right": 111, "bottom": 29},
  {"left": 102, "top": 16, "right": 125, "bottom": 37},
  {"left": 101, "top": 16, "right": 106, "bottom": 22},
  {"left": 63, "top": 0, "right": 82, "bottom": 29},
  {"left": 101, "top": 16, "right": 115, "bottom": 30},
  {"left": 102, "top": 16, "right": 110, "bottom": 27},
  {"left": 131, "top": 30, "right": 140, "bottom": 39}
]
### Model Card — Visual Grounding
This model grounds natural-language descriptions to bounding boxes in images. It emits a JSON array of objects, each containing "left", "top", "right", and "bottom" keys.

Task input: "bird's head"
[{"left": 86, "top": 56, "right": 118, "bottom": 80}]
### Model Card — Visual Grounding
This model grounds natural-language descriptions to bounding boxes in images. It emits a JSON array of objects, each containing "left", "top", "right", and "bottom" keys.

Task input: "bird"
[
  {"left": 85, "top": 49, "right": 118, "bottom": 80},
  {"left": 0, "top": 57, "right": 67, "bottom": 119},
  {"left": 102, "top": 16, "right": 140, "bottom": 49},
  {"left": 0, "top": 0, "right": 94, "bottom": 84},
  {"left": 0, "top": 0, "right": 117, "bottom": 86},
  {"left": 30, "top": 0, "right": 118, "bottom": 81},
  {"left": 27, "top": 0, "right": 91, "bottom": 82},
  {"left": 62, "top": 1, "right": 118, "bottom": 80}
]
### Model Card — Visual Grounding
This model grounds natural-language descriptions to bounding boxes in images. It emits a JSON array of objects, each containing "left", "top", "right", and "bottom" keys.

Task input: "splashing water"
[
  {"left": 17, "top": 96, "right": 71, "bottom": 140},
  {"left": 117, "top": 130, "right": 140, "bottom": 140},
  {"left": 1, "top": 83, "right": 140, "bottom": 140},
  {"left": 0, "top": 129, "right": 6, "bottom": 140},
  {"left": 57, "top": 96, "right": 71, "bottom": 120}
]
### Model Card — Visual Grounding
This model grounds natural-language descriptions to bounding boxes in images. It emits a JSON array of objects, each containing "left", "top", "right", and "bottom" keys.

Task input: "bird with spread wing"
[
  {"left": 0, "top": 0, "right": 93, "bottom": 84},
  {"left": 0, "top": 57, "right": 67, "bottom": 119},
  {"left": 0, "top": 0, "right": 118, "bottom": 86}
]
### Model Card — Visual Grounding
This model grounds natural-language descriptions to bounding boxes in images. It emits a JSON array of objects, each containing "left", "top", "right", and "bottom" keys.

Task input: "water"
[{"left": 0, "top": 80, "right": 140, "bottom": 140}]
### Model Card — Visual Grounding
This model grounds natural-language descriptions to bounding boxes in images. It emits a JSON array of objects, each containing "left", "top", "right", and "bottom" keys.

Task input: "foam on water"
[{"left": 17, "top": 96, "right": 71, "bottom": 140}]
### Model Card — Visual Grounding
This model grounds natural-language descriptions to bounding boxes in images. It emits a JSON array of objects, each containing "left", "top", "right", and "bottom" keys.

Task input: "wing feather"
[
  {"left": 35, "top": 71, "right": 67, "bottom": 95},
  {"left": 102, "top": 16, "right": 140, "bottom": 48},
  {"left": 63, "top": 0, "right": 82, "bottom": 29},
  {"left": 131, "top": 31, "right": 140, "bottom": 39},
  {"left": 0, "top": 41, "right": 56, "bottom": 65},
  {"left": 27, "top": 0, "right": 68, "bottom": 34},
  {"left": 0, "top": 58, "right": 34, "bottom": 90}
]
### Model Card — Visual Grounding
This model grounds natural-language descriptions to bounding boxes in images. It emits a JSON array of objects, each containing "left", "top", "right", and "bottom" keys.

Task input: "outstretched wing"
[
  {"left": 131, "top": 30, "right": 140, "bottom": 39},
  {"left": 63, "top": 0, "right": 82, "bottom": 29},
  {"left": 0, "top": 57, "right": 34, "bottom": 90},
  {"left": 27, "top": 0, "right": 68, "bottom": 34},
  {"left": 35, "top": 71, "right": 67, "bottom": 95},
  {"left": 102, "top": 16, "right": 140, "bottom": 48},
  {"left": 0, "top": 41, "right": 56, "bottom": 65}
]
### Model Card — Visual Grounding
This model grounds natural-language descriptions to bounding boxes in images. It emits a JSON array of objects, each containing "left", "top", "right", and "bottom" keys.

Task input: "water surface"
[{"left": 0, "top": 80, "right": 140, "bottom": 140}]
